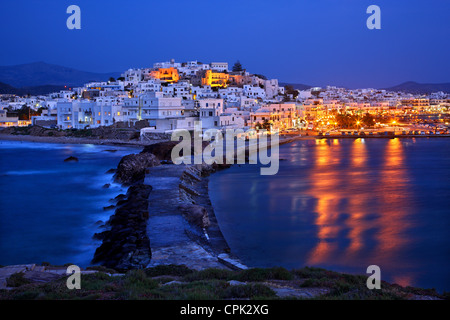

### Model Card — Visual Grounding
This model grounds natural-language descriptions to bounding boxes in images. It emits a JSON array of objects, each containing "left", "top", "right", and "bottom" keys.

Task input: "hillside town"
[{"left": 1, "top": 59, "right": 449, "bottom": 136}]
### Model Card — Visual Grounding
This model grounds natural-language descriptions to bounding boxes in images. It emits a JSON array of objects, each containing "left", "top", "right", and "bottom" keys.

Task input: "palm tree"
[{"left": 262, "top": 119, "right": 271, "bottom": 132}]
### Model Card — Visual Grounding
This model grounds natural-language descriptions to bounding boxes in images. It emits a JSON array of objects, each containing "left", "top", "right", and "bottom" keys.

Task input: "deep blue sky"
[{"left": 0, "top": 0, "right": 449, "bottom": 88}]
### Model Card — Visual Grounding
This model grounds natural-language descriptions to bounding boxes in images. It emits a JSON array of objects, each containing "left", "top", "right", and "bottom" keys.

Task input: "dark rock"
[
  {"left": 122, "top": 243, "right": 137, "bottom": 250},
  {"left": 92, "top": 184, "right": 153, "bottom": 271},
  {"left": 126, "top": 235, "right": 137, "bottom": 243},
  {"left": 22, "top": 270, "right": 64, "bottom": 283},
  {"left": 141, "top": 140, "right": 211, "bottom": 161},
  {"left": 179, "top": 183, "right": 200, "bottom": 197},
  {"left": 178, "top": 203, "right": 210, "bottom": 228},
  {"left": 114, "top": 194, "right": 126, "bottom": 201},
  {"left": 141, "top": 141, "right": 179, "bottom": 161},
  {"left": 103, "top": 205, "right": 115, "bottom": 211},
  {"left": 64, "top": 156, "right": 78, "bottom": 162},
  {"left": 105, "top": 168, "right": 116, "bottom": 174},
  {"left": 89, "top": 126, "right": 139, "bottom": 141},
  {"left": 93, "top": 230, "right": 110, "bottom": 241},
  {"left": 114, "top": 153, "right": 160, "bottom": 185},
  {"left": 115, "top": 199, "right": 127, "bottom": 207},
  {"left": 102, "top": 183, "right": 111, "bottom": 189}
]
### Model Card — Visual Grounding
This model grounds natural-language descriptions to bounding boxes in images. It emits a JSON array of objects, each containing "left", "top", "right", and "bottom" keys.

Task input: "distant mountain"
[
  {"left": 19, "top": 85, "right": 68, "bottom": 95},
  {"left": 279, "top": 83, "right": 313, "bottom": 90},
  {"left": 0, "top": 82, "right": 66, "bottom": 95},
  {"left": 382, "top": 81, "right": 450, "bottom": 94},
  {"left": 0, "top": 82, "right": 18, "bottom": 94},
  {"left": 0, "top": 62, "right": 121, "bottom": 88}
]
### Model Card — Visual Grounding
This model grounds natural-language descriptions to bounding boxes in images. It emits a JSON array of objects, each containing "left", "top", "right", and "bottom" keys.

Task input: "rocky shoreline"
[
  {"left": 91, "top": 184, "right": 153, "bottom": 271},
  {"left": 92, "top": 141, "right": 240, "bottom": 272},
  {"left": 0, "top": 125, "right": 171, "bottom": 147}
]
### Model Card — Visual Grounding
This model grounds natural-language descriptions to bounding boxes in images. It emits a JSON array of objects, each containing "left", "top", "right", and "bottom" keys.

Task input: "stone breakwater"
[
  {"left": 145, "top": 162, "right": 245, "bottom": 270},
  {"left": 92, "top": 184, "right": 153, "bottom": 271},
  {"left": 91, "top": 143, "right": 167, "bottom": 271},
  {"left": 93, "top": 141, "right": 245, "bottom": 271}
]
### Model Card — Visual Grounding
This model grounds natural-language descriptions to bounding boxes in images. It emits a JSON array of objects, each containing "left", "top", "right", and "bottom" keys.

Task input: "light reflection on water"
[
  {"left": 305, "top": 138, "right": 415, "bottom": 287},
  {"left": 209, "top": 138, "right": 450, "bottom": 291}
]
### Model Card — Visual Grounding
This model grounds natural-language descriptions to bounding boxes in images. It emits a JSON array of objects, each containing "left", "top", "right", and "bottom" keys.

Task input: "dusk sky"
[{"left": 0, "top": 0, "right": 449, "bottom": 88}]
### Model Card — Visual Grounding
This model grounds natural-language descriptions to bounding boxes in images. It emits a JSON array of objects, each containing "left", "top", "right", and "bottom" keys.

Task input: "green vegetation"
[
  {"left": 85, "top": 265, "right": 119, "bottom": 274},
  {"left": 335, "top": 112, "right": 391, "bottom": 129},
  {"left": 0, "top": 265, "right": 446, "bottom": 300},
  {"left": 224, "top": 283, "right": 276, "bottom": 299},
  {"left": 253, "top": 74, "right": 267, "bottom": 80},
  {"left": 284, "top": 85, "right": 299, "bottom": 100},
  {"left": 4, "top": 105, "right": 41, "bottom": 120},
  {"left": 237, "top": 267, "right": 294, "bottom": 282},
  {"left": 232, "top": 60, "right": 243, "bottom": 72},
  {"left": 6, "top": 272, "right": 33, "bottom": 287},
  {"left": 144, "top": 264, "right": 194, "bottom": 278}
]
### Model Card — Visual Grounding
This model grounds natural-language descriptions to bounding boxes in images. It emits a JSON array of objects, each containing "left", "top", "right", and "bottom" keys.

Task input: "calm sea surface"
[
  {"left": 0, "top": 140, "right": 140, "bottom": 267},
  {"left": 209, "top": 138, "right": 450, "bottom": 291}
]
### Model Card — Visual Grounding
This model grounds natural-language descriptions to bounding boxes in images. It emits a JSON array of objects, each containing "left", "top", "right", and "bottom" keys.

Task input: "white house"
[
  {"left": 264, "top": 79, "right": 279, "bottom": 99},
  {"left": 243, "top": 85, "right": 266, "bottom": 99},
  {"left": 123, "top": 92, "right": 184, "bottom": 127},
  {"left": 210, "top": 62, "right": 228, "bottom": 72}
]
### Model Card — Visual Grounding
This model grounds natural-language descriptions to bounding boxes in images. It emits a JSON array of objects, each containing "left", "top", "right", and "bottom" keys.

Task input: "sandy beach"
[{"left": 0, "top": 133, "right": 155, "bottom": 147}]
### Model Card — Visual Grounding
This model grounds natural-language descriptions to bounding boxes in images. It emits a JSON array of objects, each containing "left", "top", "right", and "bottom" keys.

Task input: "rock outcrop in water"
[
  {"left": 114, "top": 140, "right": 213, "bottom": 185},
  {"left": 92, "top": 184, "right": 152, "bottom": 271},
  {"left": 64, "top": 156, "right": 78, "bottom": 162},
  {"left": 114, "top": 152, "right": 160, "bottom": 185}
]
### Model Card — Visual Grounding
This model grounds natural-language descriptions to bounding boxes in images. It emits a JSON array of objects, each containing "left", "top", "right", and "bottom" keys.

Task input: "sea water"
[
  {"left": 0, "top": 140, "right": 140, "bottom": 267},
  {"left": 209, "top": 138, "right": 450, "bottom": 291}
]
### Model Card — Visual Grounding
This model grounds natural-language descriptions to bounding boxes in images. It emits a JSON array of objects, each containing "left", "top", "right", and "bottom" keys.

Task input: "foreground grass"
[{"left": 0, "top": 265, "right": 447, "bottom": 300}]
